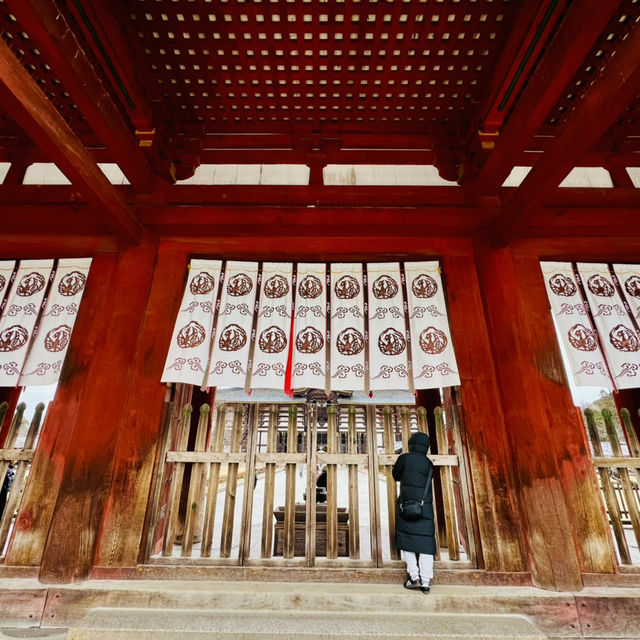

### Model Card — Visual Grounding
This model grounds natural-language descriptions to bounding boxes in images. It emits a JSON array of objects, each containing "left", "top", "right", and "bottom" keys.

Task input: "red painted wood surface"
[
  {"left": 94, "top": 246, "right": 189, "bottom": 568},
  {"left": 34, "top": 240, "right": 157, "bottom": 582},
  {"left": 512, "top": 251, "right": 616, "bottom": 574},
  {"left": 472, "top": 243, "right": 616, "bottom": 590},
  {"left": 6, "top": 254, "right": 118, "bottom": 567},
  {"left": 442, "top": 253, "right": 526, "bottom": 574}
]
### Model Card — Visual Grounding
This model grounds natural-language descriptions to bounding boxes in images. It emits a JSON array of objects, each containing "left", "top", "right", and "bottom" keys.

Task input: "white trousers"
[{"left": 402, "top": 550, "right": 434, "bottom": 585}]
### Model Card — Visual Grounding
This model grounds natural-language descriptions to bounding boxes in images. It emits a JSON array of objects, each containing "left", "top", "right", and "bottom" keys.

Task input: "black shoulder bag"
[{"left": 398, "top": 466, "right": 433, "bottom": 521}]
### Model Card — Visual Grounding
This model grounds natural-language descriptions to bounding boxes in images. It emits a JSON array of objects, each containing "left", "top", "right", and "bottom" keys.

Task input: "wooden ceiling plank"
[
  {"left": 467, "top": 1, "right": 619, "bottom": 196},
  {"left": 0, "top": 36, "right": 143, "bottom": 244},
  {"left": 489, "top": 20, "right": 640, "bottom": 246},
  {"left": 6, "top": 0, "right": 155, "bottom": 192}
]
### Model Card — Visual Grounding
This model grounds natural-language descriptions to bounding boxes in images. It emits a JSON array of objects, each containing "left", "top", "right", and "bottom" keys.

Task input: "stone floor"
[{"left": 1, "top": 577, "right": 640, "bottom": 639}]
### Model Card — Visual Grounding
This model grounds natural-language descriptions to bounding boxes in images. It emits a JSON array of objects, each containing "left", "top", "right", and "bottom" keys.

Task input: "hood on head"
[{"left": 408, "top": 431, "right": 430, "bottom": 453}]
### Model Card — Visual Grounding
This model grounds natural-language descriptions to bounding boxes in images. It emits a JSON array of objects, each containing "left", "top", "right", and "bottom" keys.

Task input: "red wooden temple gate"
[{"left": 0, "top": 0, "right": 638, "bottom": 593}]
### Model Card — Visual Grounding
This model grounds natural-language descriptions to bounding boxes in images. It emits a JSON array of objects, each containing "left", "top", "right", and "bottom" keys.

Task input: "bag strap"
[{"left": 419, "top": 465, "right": 433, "bottom": 505}]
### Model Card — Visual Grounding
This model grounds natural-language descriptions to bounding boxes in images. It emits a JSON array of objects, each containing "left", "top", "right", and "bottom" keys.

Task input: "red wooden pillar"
[
  {"left": 442, "top": 252, "right": 526, "bottom": 575},
  {"left": 94, "top": 244, "right": 188, "bottom": 569},
  {"left": 14, "top": 237, "right": 159, "bottom": 583},
  {"left": 473, "top": 242, "right": 616, "bottom": 591}
]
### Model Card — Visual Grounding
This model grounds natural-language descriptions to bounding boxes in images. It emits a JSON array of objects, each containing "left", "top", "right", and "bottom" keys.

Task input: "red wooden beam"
[
  {"left": 5, "top": 0, "right": 155, "bottom": 193},
  {"left": 489, "top": 20, "right": 640, "bottom": 246},
  {"left": 466, "top": 1, "right": 619, "bottom": 196},
  {"left": 0, "top": 36, "right": 143, "bottom": 244}
]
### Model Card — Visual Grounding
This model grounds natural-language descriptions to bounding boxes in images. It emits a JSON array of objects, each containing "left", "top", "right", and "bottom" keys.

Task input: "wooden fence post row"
[
  {"left": 585, "top": 407, "right": 640, "bottom": 566},
  {"left": 0, "top": 402, "right": 45, "bottom": 560}
]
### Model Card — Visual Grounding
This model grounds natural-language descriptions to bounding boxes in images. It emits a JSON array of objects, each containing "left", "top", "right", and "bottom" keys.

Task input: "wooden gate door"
[{"left": 145, "top": 398, "right": 477, "bottom": 571}]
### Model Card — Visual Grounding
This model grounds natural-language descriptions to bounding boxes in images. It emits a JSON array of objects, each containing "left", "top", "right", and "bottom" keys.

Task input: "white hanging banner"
[
  {"left": 291, "top": 263, "right": 327, "bottom": 391},
  {"left": 405, "top": 261, "right": 460, "bottom": 389},
  {"left": 367, "top": 262, "right": 410, "bottom": 391},
  {"left": 330, "top": 263, "right": 366, "bottom": 391},
  {"left": 162, "top": 259, "right": 222, "bottom": 386},
  {"left": 613, "top": 263, "right": 640, "bottom": 323},
  {"left": 206, "top": 261, "right": 259, "bottom": 388},
  {"left": 19, "top": 258, "right": 92, "bottom": 386},
  {"left": 0, "top": 259, "right": 54, "bottom": 386},
  {"left": 250, "top": 262, "right": 294, "bottom": 390},
  {"left": 0, "top": 261, "right": 15, "bottom": 307},
  {"left": 541, "top": 262, "right": 611, "bottom": 389},
  {"left": 578, "top": 262, "right": 640, "bottom": 389}
]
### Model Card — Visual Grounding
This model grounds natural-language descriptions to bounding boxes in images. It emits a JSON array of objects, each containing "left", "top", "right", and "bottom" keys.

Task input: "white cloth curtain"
[
  {"left": 613, "top": 263, "right": 640, "bottom": 323},
  {"left": 577, "top": 262, "right": 640, "bottom": 389},
  {"left": 0, "top": 260, "right": 54, "bottom": 386},
  {"left": 367, "top": 262, "right": 410, "bottom": 391},
  {"left": 405, "top": 261, "right": 460, "bottom": 389},
  {"left": 19, "top": 258, "right": 92, "bottom": 386},
  {"left": 0, "top": 261, "right": 15, "bottom": 305},
  {"left": 541, "top": 262, "right": 612, "bottom": 389},
  {"left": 291, "top": 263, "right": 328, "bottom": 391},
  {"left": 330, "top": 263, "right": 366, "bottom": 391},
  {"left": 249, "top": 262, "right": 294, "bottom": 389},
  {"left": 205, "top": 261, "right": 259, "bottom": 389},
  {"left": 162, "top": 259, "right": 223, "bottom": 386}
]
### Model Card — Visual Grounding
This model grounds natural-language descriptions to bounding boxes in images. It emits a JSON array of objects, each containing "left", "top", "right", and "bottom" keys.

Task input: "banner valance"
[
  {"left": 163, "top": 259, "right": 460, "bottom": 393},
  {"left": 541, "top": 261, "right": 640, "bottom": 391},
  {"left": 0, "top": 258, "right": 92, "bottom": 387}
]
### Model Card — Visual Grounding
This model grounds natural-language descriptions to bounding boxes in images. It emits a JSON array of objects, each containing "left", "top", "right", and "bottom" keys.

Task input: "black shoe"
[
  {"left": 403, "top": 578, "right": 421, "bottom": 590},
  {"left": 421, "top": 584, "right": 430, "bottom": 594}
]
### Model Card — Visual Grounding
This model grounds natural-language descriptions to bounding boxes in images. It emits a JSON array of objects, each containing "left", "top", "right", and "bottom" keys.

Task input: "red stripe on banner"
[{"left": 284, "top": 266, "right": 297, "bottom": 397}]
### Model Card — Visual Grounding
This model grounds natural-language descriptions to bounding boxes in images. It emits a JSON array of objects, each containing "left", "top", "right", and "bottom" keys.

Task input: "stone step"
[{"left": 65, "top": 608, "right": 547, "bottom": 640}]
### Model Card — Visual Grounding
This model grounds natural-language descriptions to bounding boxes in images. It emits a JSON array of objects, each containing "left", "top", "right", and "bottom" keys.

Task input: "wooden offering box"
[{"left": 273, "top": 504, "right": 349, "bottom": 557}]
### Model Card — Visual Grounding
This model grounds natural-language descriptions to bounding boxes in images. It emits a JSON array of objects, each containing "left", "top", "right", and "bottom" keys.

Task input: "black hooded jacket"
[{"left": 392, "top": 431, "right": 435, "bottom": 555}]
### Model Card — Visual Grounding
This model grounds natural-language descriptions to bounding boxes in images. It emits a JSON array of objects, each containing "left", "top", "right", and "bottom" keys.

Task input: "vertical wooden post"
[
  {"left": 94, "top": 245, "right": 189, "bottom": 568},
  {"left": 347, "top": 405, "right": 360, "bottom": 559},
  {"left": 220, "top": 404, "right": 243, "bottom": 558},
  {"left": 382, "top": 405, "right": 400, "bottom": 561},
  {"left": 442, "top": 251, "right": 525, "bottom": 575},
  {"left": 7, "top": 253, "right": 118, "bottom": 570},
  {"left": 512, "top": 251, "right": 617, "bottom": 578},
  {"left": 283, "top": 405, "right": 298, "bottom": 559},
  {"left": 325, "top": 404, "right": 338, "bottom": 559},
  {"left": 261, "top": 405, "right": 278, "bottom": 558}
]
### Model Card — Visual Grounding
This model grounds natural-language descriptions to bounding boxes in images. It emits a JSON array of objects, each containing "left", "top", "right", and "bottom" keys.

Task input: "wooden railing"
[
  {"left": 0, "top": 401, "right": 45, "bottom": 561},
  {"left": 585, "top": 407, "right": 640, "bottom": 566},
  {"left": 146, "top": 400, "right": 475, "bottom": 569}
]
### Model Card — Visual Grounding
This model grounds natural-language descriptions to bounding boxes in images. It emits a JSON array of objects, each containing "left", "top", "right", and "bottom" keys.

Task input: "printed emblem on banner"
[
  {"left": 0, "top": 275, "right": 5, "bottom": 291},
  {"left": 336, "top": 327, "right": 364, "bottom": 355},
  {"left": 227, "top": 273, "right": 253, "bottom": 297},
  {"left": 296, "top": 326, "right": 324, "bottom": 354},
  {"left": 264, "top": 275, "right": 289, "bottom": 298},
  {"left": 378, "top": 327, "right": 406, "bottom": 355},
  {"left": 176, "top": 321, "right": 207, "bottom": 348},
  {"left": 190, "top": 271, "right": 216, "bottom": 295},
  {"left": 549, "top": 274, "right": 577, "bottom": 297},
  {"left": 372, "top": 275, "right": 398, "bottom": 299},
  {"left": 609, "top": 324, "right": 640, "bottom": 352},
  {"left": 587, "top": 274, "right": 615, "bottom": 297},
  {"left": 411, "top": 274, "right": 438, "bottom": 298},
  {"left": 0, "top": 325, "right": 29, "bottom": 351},
  {"left": 259, "top": 326, "right": 288, "bottom": 353},
  {"left": 17, "top": 272, "right": 46, "bottom": 297},
  {"left": 335, "top": 275, "right": 360, "bottom": 299},
  {"left": 419, "top": 326, "right": 447, "bottom": 354},
  {"left": 567, "top": 324, "right": 598, "bottom": 351},
  {"left": 624, "top": 276, "right": 640, "bottom": 298},
  {"left": 298, "top": 275, "right": 323, "bottom": 299},
  {"left": 59, "top": 271, "right": 87, "bottom": 296},
  {"left": 44, "top": 325, "right": 72, "bottom": 352},
  {"left": 218, "top": 324, "right": 247, "bottom": 351}
]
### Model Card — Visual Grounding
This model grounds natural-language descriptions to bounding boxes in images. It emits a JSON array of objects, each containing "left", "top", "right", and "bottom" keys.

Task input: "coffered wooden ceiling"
[{"left": 0, "top": 0, "right": 638, "bottom": 247}]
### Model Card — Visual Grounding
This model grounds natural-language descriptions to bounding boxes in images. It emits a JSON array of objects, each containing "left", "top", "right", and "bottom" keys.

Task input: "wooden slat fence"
[
  {"left": 145, "top": 400, "right": 475, "bottom": 570},
  {"left": 0, "top": 401, "right": 45, "bottom": 561},
  {"left": 585, "top": 407, "right": 640, "bottom": 566}
]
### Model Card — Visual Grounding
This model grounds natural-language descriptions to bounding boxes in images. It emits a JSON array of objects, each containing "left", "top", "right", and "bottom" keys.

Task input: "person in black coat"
[{"left": 392, "top": 431, "right": 435, "bottom": 593}]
